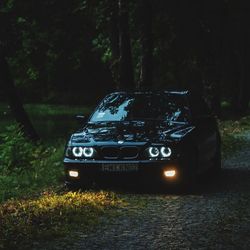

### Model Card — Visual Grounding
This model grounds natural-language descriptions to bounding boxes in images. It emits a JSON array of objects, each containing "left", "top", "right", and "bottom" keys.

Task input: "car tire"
[
  {"left": 210, "top": 141, "right": 222, "bottom": 175},
  {"left": 177, "top": 146, "right": 197, "bottom": 191}
]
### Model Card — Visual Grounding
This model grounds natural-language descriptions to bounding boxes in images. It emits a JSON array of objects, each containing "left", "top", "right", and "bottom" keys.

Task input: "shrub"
[
  {"left": 0, "top": 124, "right": 45, "bottom": 173},
  {"left": 0, "top": 124, "right": 65, "bottom": 201}
]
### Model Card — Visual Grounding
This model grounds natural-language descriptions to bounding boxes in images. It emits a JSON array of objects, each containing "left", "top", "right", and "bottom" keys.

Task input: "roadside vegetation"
[
  {"left": 219, "top": 116, "right": 250, "bottom": 158},
  {"left": 0, "top": 104, "right": 124, "bottom": 249},
  {"left": 0, "top": 103, "right": 93, "bottom": 120}
]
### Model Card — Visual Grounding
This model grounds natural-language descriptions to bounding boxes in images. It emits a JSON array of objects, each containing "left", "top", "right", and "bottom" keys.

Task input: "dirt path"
[{"left": 38, "top": 132, "right": 250, "bottom": 250}]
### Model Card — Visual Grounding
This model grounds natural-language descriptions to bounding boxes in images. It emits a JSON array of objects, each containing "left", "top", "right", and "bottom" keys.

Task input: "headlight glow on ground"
[
  {"left": 69, "top": 170, "right": 79, "bottom": 178},
  {"left": 163, "top": 169, "right": 176, "bottom": 178}
]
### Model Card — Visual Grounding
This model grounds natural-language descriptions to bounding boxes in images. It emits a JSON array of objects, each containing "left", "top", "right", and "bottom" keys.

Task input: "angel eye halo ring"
[
  {"left": 82, "top": 147, "right": 94, "bottom": 158},
  {"left": 148, "top": 146, "right": 172, "bottom": 158},
  {"left": 148, "top": 147, "right": 160, "bottom": 157},
  {"left": 72, "top": 147, "right": 95, "bottom": 158},
  {"left": 72, "top": 147, "right": 83, "bottom": 157},
  {"left": 160, "top": 146, "right": 172, "bottom": 157}
]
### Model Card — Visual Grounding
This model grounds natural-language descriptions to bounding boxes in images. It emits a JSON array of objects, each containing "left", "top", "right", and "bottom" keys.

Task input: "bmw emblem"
[{"left": 118, "top": 140, "right": 124, "bottom": 144}]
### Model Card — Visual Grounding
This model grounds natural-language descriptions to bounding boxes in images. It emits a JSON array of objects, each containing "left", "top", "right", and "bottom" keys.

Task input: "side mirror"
[{"left": 75, "top": 115, "right": 88, "bottom": 124}]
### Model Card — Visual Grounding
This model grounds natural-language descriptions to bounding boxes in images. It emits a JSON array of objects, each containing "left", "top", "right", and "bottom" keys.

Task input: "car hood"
[{"left": 69, "top": 120, "right": 195, "bottom": 145}]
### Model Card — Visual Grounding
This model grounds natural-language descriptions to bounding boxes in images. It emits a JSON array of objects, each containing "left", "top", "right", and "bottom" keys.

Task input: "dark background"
[{"left": 0, "top": 0, "right": 250, "bottom": 140}]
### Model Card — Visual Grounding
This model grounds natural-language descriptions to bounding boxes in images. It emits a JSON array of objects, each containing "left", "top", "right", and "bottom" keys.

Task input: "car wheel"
[
  {"left": 172, "top": 148, "right": 197, "bottom": 193},
  {"left": 211, "top": 141, "right": 222, "bottom": 175}
]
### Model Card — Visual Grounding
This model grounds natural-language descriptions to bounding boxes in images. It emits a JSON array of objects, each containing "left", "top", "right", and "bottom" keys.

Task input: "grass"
[
  {"left": 0, "top": 103, "right": 94, "bottom": 118},
  {"left": 0, "top": 140, "right": 65, "bottom": 202},
  {"left": 219, "top": 116, "right": 250, "bottom": 158},
  {"left": 0, "top": 191, "right": 124, "bottom": 249},
  {"left": 25, "top": 103, "right": 94, "bottom": 117},
  {"left": 0, "top": 103, "right": 94, "bottom": 141},
  {"left": 0, "top": 122, "right": 125, "bottom": 249}
]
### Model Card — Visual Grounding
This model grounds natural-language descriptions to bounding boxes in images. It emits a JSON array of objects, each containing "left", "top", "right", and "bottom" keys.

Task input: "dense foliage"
[
  {"left": 0, "top": 124, "right": 64, "bottom": 201},
  {"left": 1, "top": 0, "right": 250, "bottom": 113},
  {"left": 0, "top": 124, "right": 44, "bottom": 173}
]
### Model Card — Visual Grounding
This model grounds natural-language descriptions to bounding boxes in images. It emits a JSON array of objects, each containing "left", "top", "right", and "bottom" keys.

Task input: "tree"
[
  {"left": 227, "top": 0, "right": 250, "bottom": 113},
  {"left": 0, "top": 50, "right": 39, "bottom": 141},
  {"left": 109, "top": 0, "right": 120, "bottom": 87},
  {"left": 138, "top": 0, "right": 153, "bottom": 90},
  {"left": 118, "top": 0, "right": 134, "bottom": 90}
]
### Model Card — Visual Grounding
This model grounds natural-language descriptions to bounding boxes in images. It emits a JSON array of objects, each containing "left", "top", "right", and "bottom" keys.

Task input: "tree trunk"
[
  {"left": 138, "top": 0, "right": 153, "bottom": 90},
  {"left": 228, "top": 1, "right": 250, "bottom": 113},
  {"left": 109, "top": 0, "right": 120, "bottom": 87},
  {"left": 0, "top": 52, "right": 39, "bottom": 141},
  {"left": 118, "top": 0, "right": 134, "bottom": 90}
]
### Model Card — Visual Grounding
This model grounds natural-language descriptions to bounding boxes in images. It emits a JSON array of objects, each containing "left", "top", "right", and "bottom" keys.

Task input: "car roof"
[{"left": 109, "top": 90, "right": 189, "bottom": 96}]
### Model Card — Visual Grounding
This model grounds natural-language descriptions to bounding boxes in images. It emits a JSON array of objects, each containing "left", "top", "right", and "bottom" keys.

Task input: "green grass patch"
[
  {"left": 0, "top": 103, "right": 93, "bottom": 118},
  {"left": 219, "top": 116, "right": 250, "bottom": 158},
  {"left": 0, "top": 191, "right": 124, "bottom": 249},
  {"left": 0, "top": 124, "right": 65, "bottom": 202},
  {"left": 0, "top": 143, "right": 64, "bottom": 202},
  {"left": 25, "top": 103, "right": 94, "bottom": 117},
  {"left": 0, "top": 103, "right": 94, "bottom": 140},
  {"left": 0, "top": 124, "right": 126, "bottom": 249}
]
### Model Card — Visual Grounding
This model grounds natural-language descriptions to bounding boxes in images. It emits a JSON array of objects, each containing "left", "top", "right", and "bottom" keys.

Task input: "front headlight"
[
  {"left": 82, "top": 147, "right": 94, "bottom": 158},
  {"left": 71, "top": 147, "right": 95, "bottom": 158},
  {"left": 148, "top": 147, "right": 160, "bottom": 157},
  {"left": 147, "top": 146, "right": 172, "bottom": 158},
  {"left": 160, "top": 147, "right": 172, "bottom": 157},
  {"left": 72, "top": 147, "right": 83, "bottom": 157}
]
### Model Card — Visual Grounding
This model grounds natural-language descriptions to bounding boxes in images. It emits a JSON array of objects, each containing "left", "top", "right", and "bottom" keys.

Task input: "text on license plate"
[{"left": 101, "top": 163, "right": 139, "bottom": 172}]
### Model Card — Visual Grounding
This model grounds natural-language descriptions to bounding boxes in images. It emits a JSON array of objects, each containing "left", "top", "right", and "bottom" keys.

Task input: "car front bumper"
[{"left": 64, "top": 158, "right": 186, "bottom": 186}]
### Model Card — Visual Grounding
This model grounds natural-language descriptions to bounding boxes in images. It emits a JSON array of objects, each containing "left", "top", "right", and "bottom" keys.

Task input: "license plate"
[{"left": 101, "top": 163, "right": 139, "bottom": 172}]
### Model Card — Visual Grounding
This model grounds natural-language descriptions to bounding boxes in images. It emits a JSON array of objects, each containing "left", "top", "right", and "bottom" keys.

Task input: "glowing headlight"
[
  {"left": 82, "top": 147, "right": 94, "bottom": 158},
  {"left": 160, "top": 147, "right": 172, "bottom": 157},
  {"left": 72, "top": 147, "right": 83, "bottom": 157},
  {"left": 149, "top": 147, "right": 160, "bottom": 157},
  {"left": 69, "top": 170, "right": 79, "bottom": 178},
  {"left": 164, "top": 169, "right": 176, "bottom": 178}
]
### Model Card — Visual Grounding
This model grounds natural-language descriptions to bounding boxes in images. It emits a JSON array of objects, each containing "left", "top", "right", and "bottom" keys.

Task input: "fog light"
[
  {"left": 69, "top": 170, "right": 79, "bottom": 178},
  {"left": 164, "top": 169, "right": 176, "bottom": 178}
]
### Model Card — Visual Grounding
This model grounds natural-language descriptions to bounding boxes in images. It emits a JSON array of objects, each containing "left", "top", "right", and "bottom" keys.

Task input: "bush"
[
  {"left": 0, "top": 124, "right": 65, "bottom": 202},
  {"left": 0, "top": 124, "right": 44, "bottom": 173}
]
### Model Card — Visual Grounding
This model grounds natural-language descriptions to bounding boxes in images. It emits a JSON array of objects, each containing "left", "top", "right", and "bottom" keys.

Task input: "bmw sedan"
[{"left": 64, "top": 91, "right": 221, "bottom": 189}]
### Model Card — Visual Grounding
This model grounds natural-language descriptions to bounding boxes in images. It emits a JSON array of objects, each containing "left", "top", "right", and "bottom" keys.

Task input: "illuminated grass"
[{"left": 0, "top": 191, "right": 124, "bottom": 249}]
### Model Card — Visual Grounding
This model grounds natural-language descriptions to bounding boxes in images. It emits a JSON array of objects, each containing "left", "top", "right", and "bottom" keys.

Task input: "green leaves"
[
  {"left": 0, "top": 124, "right": 41, "bottom": 173},
  {"left": 0, "top": 0, "right": 14, "bottom": 13},
  {"left": 0, "top": 124, "right": 64, "bottom": 202}
]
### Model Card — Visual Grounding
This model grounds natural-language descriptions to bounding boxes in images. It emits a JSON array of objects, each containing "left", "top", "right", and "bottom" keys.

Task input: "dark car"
[{"left": 64, "top": 91, "right": 221, "bottom": 189}]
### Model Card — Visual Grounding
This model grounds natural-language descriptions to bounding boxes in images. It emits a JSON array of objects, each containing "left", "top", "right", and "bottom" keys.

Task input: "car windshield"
[{"left": 90, "top": 93, "right": 190, "bottom": 123}]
